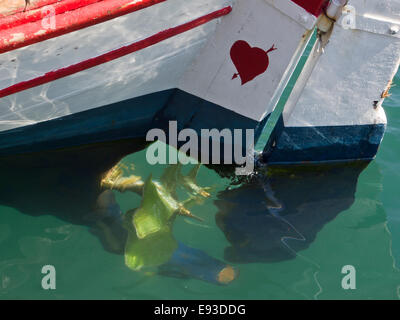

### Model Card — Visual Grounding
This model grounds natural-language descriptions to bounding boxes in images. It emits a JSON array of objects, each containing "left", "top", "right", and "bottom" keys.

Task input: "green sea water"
[{"left": 1, "top": 71, "right": 400, "bottom": 300}]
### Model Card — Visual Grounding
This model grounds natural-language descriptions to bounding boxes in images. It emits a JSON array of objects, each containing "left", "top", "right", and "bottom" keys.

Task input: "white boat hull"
[{"left": 0, "top": 0, "right": 398, "bottom": 166}]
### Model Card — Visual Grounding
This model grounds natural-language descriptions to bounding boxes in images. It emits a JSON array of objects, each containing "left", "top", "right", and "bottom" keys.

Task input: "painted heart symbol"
[{"left": 230, "top": 40, "right": 277, "bottom": 85}]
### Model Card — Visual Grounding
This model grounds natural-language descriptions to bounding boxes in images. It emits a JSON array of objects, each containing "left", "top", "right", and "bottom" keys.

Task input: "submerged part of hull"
[{"left": 215, "top": 162, "right": 370, "bottom": 263}]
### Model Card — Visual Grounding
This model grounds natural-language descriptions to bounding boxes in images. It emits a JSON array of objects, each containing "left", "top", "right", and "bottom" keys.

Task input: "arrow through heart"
[{"left": 230, "top": 40, "right": 277, "bottom": 85}]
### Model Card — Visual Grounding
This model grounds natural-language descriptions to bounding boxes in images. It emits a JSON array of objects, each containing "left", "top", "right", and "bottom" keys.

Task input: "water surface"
[{"left": 1, "top": 73, "right": 400, "bottom": 300}]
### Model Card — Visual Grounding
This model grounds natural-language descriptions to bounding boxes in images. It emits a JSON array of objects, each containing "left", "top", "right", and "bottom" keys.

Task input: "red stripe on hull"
[
  {"left": 0, "top": 0, "right": 104, "bottom": 31},
  {"left": 0, "top": 0, "right": 60, "bottom": 18},
  {"left": 0, "top": 0, "right": 167, "bottom": 54},
  {"left": 291, "top": 0, "right": 327, "bottom": 17},
  {"left": 0, "top": 6, "right": 232, "bottom": 99}
]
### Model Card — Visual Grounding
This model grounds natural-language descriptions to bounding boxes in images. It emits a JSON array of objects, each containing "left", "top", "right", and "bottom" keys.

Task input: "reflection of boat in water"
[
  {"left": 0, "top": 141, "right": 238, "bottom": 285},
  {"left": 0, "top": 139, "right": 146, "bottom": 224},
  {"left": 0, "top": 0, "right": 399, "bottom": 165},
  {"left": 0, "top": 138, "right": 394, "bottom": 285},
  {"left": 215, "top": 162, "right": 373, "bottom": 263}
]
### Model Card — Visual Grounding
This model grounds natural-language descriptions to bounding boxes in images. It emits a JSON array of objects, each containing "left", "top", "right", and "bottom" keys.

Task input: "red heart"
[{"left": 230, "top": 40, "right": 277, "bottom": 85}]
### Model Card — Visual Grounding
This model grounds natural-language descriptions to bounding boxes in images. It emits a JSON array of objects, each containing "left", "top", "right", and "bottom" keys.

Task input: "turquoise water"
[{"left": 1, "top": 72, "right": 400, "bottom": 300}]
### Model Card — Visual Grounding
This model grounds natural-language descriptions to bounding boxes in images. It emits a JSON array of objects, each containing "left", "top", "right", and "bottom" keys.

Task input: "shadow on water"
[
  {"left": 0, "top": 139, "right": 148, "bottom": 226},
  {"left": 215, "top": 162, "right": 372, "bottom": 264},
  {"left": 0, "top": 140, "right": 241, "bottom": 285},
  {"left": 0, "top": 141, "right": 380, "bottom": 284}
]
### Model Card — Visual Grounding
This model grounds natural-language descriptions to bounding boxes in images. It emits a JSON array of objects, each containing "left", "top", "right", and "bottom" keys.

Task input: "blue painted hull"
[
  {"left": 263, "top": 116, "right": 385, "bottom": 164},
  {"left": 0, "top": 89, "right": 385, "bottom": 165}
]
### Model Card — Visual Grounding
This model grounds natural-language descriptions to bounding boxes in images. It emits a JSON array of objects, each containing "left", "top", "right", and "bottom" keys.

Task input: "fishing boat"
[{"left": 0, "top": 0, "right": 399, "bottom": 166}]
